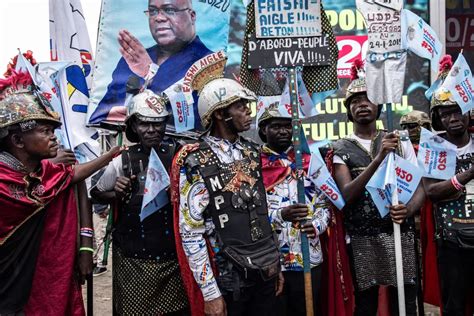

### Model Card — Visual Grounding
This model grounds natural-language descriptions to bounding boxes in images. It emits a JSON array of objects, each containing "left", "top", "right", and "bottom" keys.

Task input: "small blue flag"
[{"left": 140, "top": 148, "right": 170, "bottom": 221}]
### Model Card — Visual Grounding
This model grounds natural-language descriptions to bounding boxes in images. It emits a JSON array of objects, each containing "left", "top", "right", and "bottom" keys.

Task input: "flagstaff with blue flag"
[{"left": 140, "top": 148, "right": 171, "bottom": 221}]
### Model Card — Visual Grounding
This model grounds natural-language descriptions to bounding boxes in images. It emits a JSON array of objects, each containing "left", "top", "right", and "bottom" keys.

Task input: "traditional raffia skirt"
[
  {"left": 349, "top": 232, "right": 417, "bottom": 291},
  {"left": 113, "top": 247, "right": 188, "bottom": 315}
]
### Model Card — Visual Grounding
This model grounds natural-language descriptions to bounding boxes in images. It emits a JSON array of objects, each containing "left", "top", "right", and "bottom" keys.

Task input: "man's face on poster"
[{"left": 147, "top": 0, "right": 196, "bottom": 48}]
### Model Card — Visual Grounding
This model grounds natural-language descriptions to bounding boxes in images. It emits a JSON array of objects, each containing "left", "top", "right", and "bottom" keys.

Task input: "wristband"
[
  {"left": 80, "top": 227, "right": 94, "bottom": 238},
  {"left": 79, "top": 247, "right": 94, "bottom": 253},
  {"left": 144, "top": 62, "right": 159, "bottom": 81},
  {"left": 451, "top": 175, "right": 464, "bottom": 191}
]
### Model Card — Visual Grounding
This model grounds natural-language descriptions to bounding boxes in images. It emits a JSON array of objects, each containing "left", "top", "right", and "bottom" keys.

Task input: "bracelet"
[
  {"left": 144, "top": 62, "right": 159, "bottom": 81},
  {"left": 451, "top": 175, "right": 464, "bottom": 191},
  {"left": 79, "top": 247, "right": 94, "bottom": 253},
  {"left": 80, "top": 227, "right": 94, "bottom": 238}
]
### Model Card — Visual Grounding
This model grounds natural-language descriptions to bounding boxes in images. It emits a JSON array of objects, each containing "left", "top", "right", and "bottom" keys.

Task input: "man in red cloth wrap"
[{"left": 0, "top": 71, "right": 120, "bottom": 315}]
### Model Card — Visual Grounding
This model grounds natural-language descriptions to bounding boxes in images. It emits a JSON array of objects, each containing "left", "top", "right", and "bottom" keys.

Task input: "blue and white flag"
[
  {"left": 49, "top": 0, "right": 94, "bottom": 87},
  {"left": 280, "top": 73, "right": 319, "bottom": 118},
  {"left": 417, "top": 128, "right": 457, "bottom": 180},
  {"left": 37, "top": 62, "right": 100, "bottom": 159},
  {"left": 394, "top": 155, "right": 423, "bottom": 205},
  {"left": 165, "top": 83, "right": 195, "bottom": 133},
  {"left": 308, "top": 149, "right": 345, "bottom": 210},
  {"left": 440, "top": 53, "right": 474, "bottom": 114},
  {"left": 367, "top": 153, "right": 422, "bottom": 217},
  {"left": 401, "top": 9, "right": 442, "bottom": 71},
  {"left": 49, "top": 0, "right": 99, "bottom": 158},
  {"left": 366, "top": 153, "right": 397, "bottom": 217},
  {"left": 141, "top": 148, "right": 170, "bottom": 221}
]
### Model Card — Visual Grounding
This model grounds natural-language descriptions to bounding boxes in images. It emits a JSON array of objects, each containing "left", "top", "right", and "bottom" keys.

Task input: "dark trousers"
[
  {"left": 437, "top": 243, "right": 474, "bottom": 316},
  {"left": 354, "top": 285, "right": 417, "bottom": 316},
  {"left": 223, "top": 278, "right": 276, "bottom": 316},
  {"left": 276, "top": 266, "right": 322, "bottom": 316}
]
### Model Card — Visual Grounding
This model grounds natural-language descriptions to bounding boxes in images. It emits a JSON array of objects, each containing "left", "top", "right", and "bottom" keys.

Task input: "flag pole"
[
  {"left": 288, "top": 67, "right": 314, "bottom": 316},
  {"left": 386, "top": 104, "right": 406, "bottom": 315}
]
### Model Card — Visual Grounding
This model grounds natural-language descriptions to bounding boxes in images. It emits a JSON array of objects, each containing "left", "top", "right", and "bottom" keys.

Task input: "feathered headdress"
[
  {"left": 345, "top": 59, "right": 367, "bottom": 107},
  {"left": 3, "top": 50, "right": 36, "bottom": 78},
  {"left": 430, "top": 54, "right": 457, "bottom": 110}
]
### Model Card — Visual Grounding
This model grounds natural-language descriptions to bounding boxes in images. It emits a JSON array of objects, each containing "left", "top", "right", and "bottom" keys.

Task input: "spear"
[{"left": 288, "top": 67, "right": 314, "bottom": 316}]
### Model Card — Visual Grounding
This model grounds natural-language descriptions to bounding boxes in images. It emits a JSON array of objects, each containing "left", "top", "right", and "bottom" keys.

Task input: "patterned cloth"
[
  {"left": 112, "top": 247, "right": 187, "bottom": 315},
  {"left": 262, "top": 146, "right": 330, "bottom": 271},
  {"left": 178, "top": 136, "right": 250, "bottom": 302}
]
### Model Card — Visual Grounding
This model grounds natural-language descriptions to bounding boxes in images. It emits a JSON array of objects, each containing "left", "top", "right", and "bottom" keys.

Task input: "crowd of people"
[{"left": 1, "top": 51, "right": 474, "bottom": 316}]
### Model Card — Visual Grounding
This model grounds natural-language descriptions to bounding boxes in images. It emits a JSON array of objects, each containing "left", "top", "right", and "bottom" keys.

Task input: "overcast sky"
[{"left": 0, "top": 0, "right": 101, "bottom": 72}]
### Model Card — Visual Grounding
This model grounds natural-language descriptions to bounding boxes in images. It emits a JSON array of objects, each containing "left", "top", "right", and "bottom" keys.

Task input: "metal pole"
[
  {"left": 288, "top": 67, "right": 314, "bottom": 316},
  {"left": 386, "top": 104, "right": 406, "bottom": 315}
]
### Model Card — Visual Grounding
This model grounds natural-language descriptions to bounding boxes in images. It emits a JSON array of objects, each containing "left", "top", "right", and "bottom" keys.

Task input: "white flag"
[
  {"left": 49, "top": 0, "right": 99, "bottom": 157},
  {"left": 440, "top": 53, "right": 474, "bottom": 114},
  {"left": 141, "top": 148, "right": 170, "bottom": 221},
  {"left": 401, "top": 9, "right": 442, "bottom": 71}
]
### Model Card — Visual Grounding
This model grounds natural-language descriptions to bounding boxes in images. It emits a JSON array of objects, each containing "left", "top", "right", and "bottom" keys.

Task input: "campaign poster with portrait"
[
  {"left": 88, "top": 0, "right": 231, "bottom": 126},
  {"left": 225, "top": 0, "right": 431, "bottom": 143}
]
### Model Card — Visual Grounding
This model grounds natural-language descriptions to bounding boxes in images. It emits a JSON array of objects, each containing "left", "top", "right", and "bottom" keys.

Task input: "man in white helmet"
[
  {"left": 173, "top": 78, "right": 282, "bottom": 316},
  {"left": 91, "top": 89, "right": 188, "bottom": 315}
]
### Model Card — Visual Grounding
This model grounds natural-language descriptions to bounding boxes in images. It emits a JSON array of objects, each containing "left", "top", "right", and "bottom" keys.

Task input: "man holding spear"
[{"left": 332, "top": 61, "right": 424, "bottom": 316}]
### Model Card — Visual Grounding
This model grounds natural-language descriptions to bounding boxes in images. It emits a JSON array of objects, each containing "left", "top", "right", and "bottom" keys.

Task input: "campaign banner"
[
  {"left": 308, "top": 149, "right": 345, "bottom": 210},
  {"left": 254, "top": 0, "right": 322, "bottom": 38},
  {"left": 336, "top": 35, "right": 368, "bottom": 78},
  {"left": 356, "top": 0, "right": 402, "bottom": 53},
  {"left": 367, "top": 153, "right": 421, "bottom": 217},
  {"left": 366, "top": 153, "right": 397, "bottom": 217},
  {"left": 417, "top": 128, "right": 457, "bottom": 180},
  {"left": 401, "top": 9, "right": 442, "bottom": 70},
  {"left": 394, "top": 155, "right": 423, "bottom": 205},
  {"left": 440, "top": 53, "right": 474, "bottom": 114},
  {"left": 141, "top": 148, "right": 170, "bottom": 221},
  {"left": 247, "top": 34, "right": 332, "bottom": 68},
  {"left": 164, "top": 82, "right": 195, "bottom": 133},
  {"left": 88, "top": 0, "right": 231, "bottom": 126}
]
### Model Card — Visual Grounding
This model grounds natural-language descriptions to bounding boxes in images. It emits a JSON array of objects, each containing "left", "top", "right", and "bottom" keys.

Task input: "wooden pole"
[
  {"left": 288, "top": 67, "right": 314, "bottom": 316},
  {"left": 386, "top": 104, "right": 406, "bottom": 315}
]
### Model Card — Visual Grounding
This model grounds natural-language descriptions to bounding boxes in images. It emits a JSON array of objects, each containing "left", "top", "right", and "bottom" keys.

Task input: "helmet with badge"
[
  {"left": 400, "top": 110, "right": 431, "bottom": 127},
  {"left": 0, "top": 70, "right": 61, "bottom": 140},
  {"left": 257, "top": 100, "right": 291, "bottom": 142},
  {"left": 125, "top": 89, "right": 170, "bottom": 142},
  {"left": 189, "top": 51, "right": 257, "bottom": 129}
]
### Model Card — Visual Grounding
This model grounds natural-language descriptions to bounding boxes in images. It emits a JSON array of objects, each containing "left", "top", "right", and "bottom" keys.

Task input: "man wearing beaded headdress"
[
  {"left": 172, "top": 56, "right": 282, "bottom": 316},
  {"left": 0, "top": 71, "right": 121, "bottom": 315},
  {"left": 257, "top": 103, "right": 330, "bottom": 315},
  {"left": 422, "top": 55, "right": 474, "bottom": 316},
  {"left": 90, "top": 89, "right": 188, "bottom": 315},
  {"left": 332, "top": 60, "right": 424, "bottom": 316}
]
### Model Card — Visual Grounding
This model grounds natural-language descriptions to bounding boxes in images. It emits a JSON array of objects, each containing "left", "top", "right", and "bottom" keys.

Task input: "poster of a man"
[{"left": 88, "top": 0, "right": 231, "bottom": 128}]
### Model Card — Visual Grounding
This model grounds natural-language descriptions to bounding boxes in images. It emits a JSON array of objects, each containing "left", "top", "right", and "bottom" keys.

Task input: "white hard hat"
[
  {"left": 126, "top": 89, "right": 169, "bottom": 123},
  {"left": 198, "top": 78, "right": 257, "bottom": 128}
]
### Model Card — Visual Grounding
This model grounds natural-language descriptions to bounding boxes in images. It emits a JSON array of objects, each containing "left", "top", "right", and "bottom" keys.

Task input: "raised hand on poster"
[{"left": 118, "top": 29, "right": 153, "bottom": 79}]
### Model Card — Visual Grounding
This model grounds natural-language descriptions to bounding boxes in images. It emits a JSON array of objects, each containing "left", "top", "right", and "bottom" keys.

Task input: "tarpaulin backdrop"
[
  {"left": 88, "top": 0, "right": 431, "bottom": 142},
  {"left": 87, "top": 0, "right": 231, "bottom": 125}
]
